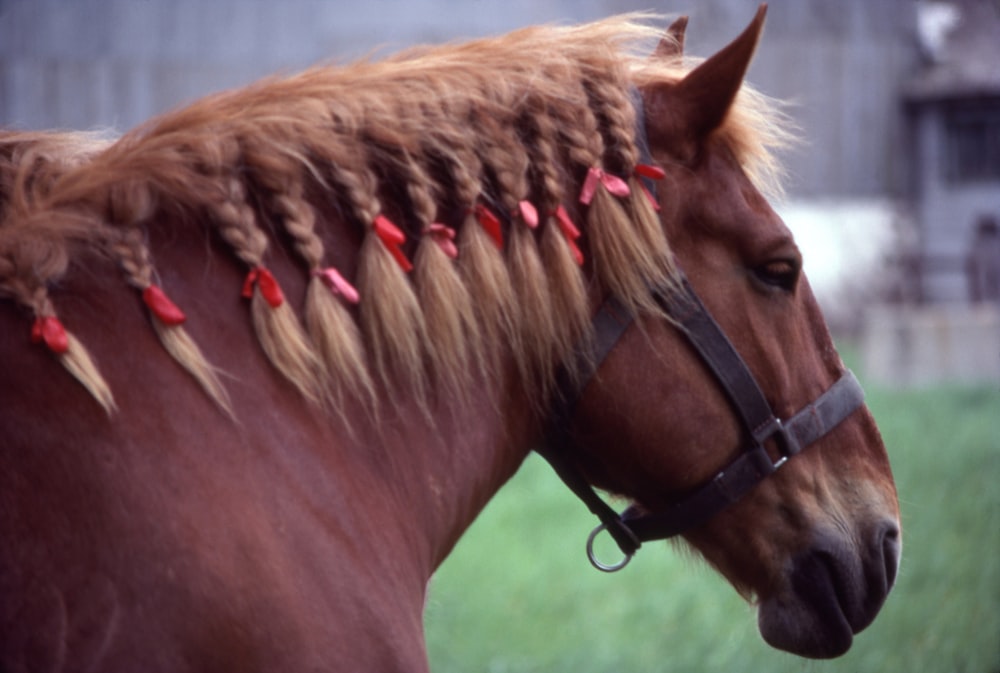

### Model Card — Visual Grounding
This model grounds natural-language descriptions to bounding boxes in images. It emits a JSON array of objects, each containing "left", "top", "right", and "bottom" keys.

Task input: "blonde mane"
[{"left": 0, "top": 15, "right": 791, "bottom": 417}]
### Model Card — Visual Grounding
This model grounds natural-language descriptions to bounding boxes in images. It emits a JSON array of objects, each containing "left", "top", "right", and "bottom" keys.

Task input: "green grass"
[{"left": 424, "top": 378, "right": 1000, "bottom": 672}]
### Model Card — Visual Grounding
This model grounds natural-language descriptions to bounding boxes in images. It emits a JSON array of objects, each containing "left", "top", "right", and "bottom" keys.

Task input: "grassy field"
[{"left": 424, "top": 375, "right": 1000, "bottom": 672}]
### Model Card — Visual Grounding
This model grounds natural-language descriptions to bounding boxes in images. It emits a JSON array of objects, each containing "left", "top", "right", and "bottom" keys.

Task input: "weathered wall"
[{"left": 862, "top": 304, "right": 1000, "bottom": 387}]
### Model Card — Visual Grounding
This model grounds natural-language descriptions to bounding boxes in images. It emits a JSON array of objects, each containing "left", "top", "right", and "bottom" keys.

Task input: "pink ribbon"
[
  {"left": 142, "top": 284, "right": 187, "bottom": 325},
  {"left": 474, "top": 204, "right": 504, "bottom": 250},
  {"left": 579, "top": 166, "right": 630, "bottom": 205},
  {"left": 242, "top": 266, "right": 285, "bottom": 308},
  {"left": 314, "top": 267, "right": 360, "bottom": 304},
  {"left": 553, "top": 205, "right": 584, "bottom": 266},
  {"left": 374, "top": 214, "right": 413, "bottom": 272},
  {"left": 31, "top": 315, "right": 69, "bottom": 354},
  {"left": 425, "top": 223, "right": 459, "bottom": 259},
  {"left": 518, "top": 200, "right": 539, "bottom": 228}
]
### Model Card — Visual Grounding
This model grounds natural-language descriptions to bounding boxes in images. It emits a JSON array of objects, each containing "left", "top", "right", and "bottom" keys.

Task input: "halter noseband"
[{"left": 538, "top": 277, "right": 865, "bottom": 572}]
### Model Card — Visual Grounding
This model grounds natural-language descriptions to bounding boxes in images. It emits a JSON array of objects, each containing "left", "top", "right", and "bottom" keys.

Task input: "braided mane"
[{"left": 0, "top": 16, "right": 790, "bottom": 416}]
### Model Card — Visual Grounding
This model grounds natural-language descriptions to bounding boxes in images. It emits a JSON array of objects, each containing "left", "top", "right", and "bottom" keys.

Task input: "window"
[{"left": 943, "top": 101, "right": 1000, "bottom": 183}]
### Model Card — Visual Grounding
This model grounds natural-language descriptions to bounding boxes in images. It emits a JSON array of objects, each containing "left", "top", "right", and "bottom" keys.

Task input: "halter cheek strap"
[
  {"left": 537, "top": 87, "right": 866, "bottom": 571},
  {"left": 538, "top": 277, "right": 866, "bottom": 571}
]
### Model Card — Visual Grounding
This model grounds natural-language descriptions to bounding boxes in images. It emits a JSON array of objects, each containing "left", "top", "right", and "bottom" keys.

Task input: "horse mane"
[
  {"left": 0, "top": 130, "right": 114, "bottom": 221},
  {"left": 0, "top": 15, "right": 792, "bottom": 418}
]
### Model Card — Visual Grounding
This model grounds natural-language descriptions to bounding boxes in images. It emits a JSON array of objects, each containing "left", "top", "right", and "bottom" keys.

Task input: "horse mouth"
[{"left": 757, "top": 527, "right": 900, "bottom": 659}]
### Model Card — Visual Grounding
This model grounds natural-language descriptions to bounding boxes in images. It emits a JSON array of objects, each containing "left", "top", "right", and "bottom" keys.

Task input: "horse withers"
[{"left": 0, "top": 6, "right": 899, "bottom": 670}]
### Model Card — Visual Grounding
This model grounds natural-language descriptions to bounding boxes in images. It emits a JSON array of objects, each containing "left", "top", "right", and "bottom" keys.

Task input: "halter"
[
  {"left": 536, "top": 90, "right": 866, "bottom": 571},
  {"left": 538, "top": 279, "right": 865, "bottom": 571}
]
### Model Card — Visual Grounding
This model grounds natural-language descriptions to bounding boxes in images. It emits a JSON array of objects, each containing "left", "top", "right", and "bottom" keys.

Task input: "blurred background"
[{"left": 2, "top": 1, "right": 997, "bottom": 671}]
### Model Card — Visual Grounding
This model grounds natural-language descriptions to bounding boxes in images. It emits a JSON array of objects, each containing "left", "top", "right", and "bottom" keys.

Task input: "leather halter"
[
  {"left": 536, "top": 90, "right": 865, "bottom": 571},
  {"left": 538, "top": 278, "right": 865, "bottom": 571}
]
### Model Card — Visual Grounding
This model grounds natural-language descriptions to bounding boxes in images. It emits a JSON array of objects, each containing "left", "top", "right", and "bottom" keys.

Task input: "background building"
[{"left": 901, "top": 0, "right": 1000, "bottom": 304}]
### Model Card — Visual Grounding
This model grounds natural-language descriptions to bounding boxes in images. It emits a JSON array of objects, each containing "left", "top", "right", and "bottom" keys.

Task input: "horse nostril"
[{"left": 878, "top": 520, "right": 901, "bottom": 589}]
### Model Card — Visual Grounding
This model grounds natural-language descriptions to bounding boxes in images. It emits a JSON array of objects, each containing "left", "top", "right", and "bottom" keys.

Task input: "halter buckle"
[{"left": 754, "top": 416, "right": 801, "bottom": 470}]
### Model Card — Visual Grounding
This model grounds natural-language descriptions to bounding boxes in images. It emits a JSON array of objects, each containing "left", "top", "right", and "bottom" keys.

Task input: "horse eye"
[{"left": 753, "top": 259, "right": 800, "bottom": 291}]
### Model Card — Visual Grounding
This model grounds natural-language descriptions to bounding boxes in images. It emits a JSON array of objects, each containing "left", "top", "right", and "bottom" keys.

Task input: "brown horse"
[{"left": 0, "top": 7, "right": 900, "bottom": 671}]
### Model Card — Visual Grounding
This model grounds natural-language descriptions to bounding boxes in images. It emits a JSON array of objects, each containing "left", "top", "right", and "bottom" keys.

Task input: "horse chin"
[
  {"left": 755, "top": 518, "right": 900, "bottom": 659},
  {"left": 757, "top": 582, "right": 853, "bottom": 659},
  {"left": 757, "top": 550, "right": 863, "bottom": 659}
]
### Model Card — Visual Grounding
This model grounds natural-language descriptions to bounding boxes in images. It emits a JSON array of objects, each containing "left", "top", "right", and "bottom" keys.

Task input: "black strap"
[
  {"left": 630, "top": 86, "right": 659, "bottom": 197},
  {"left": 538, "top": 276, "right": 867, "bottom": 568},
  {"left": 543, "top": 295, "right": 643, "bottom": 556},
  {"left": 657, "top": 279, "right": 778, "bottom": 445},
  {"left": 621, "top": 368, "right": 864, "bottom": 542},
  {"left": 550, "top": 295, "right": 633, "bottom": 425},
  {"left": 784, "top": 369, "right": 864, "bottom": 449}
]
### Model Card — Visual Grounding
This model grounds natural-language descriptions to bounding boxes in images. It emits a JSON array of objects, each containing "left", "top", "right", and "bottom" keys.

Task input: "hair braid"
[
  {"left": 476, "top": 115, "right": 557, "bottom": 394},
  {"left": 394, "top": 143, "right": 481, "bottom": 399},
  {"left": 580, "top": 61, "right": 639, "bottom": 175},
  {"left": 242, "top": 142, "right": 375, "bottom": 412},
  {"left": 582, "top": 62, "right": 675, "bottom": 294},
  {"left": 0, "top": 223, "right": 115, "bottom": 413},
  {"left": 519, "top": 101, "right": 590, "bottom": 372},
  {"left": 431, "top": 124, "right": 515, "bottom": 381},
  {"left": 36, "top": 292, "right": 117, "bottom": 413},
  {"left": 552, "top": 83, "right": 604, "bottom": 171},
  {"left": 210, "top": 169, "right": 327, "bottom": 404},
  {"left": 555, "top": 70, "right": 664, "bottom": 316},
  {"left": 110, "top": 226, "right": 232, "bottom": 415},
  {"left": 344, "top": 140, "right": 429, "bottom": 396}
]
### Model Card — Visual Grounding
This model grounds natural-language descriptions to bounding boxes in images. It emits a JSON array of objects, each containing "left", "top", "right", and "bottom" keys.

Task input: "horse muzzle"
[{"left": 758, "top": 518, "right": 901, "bottom": 658}]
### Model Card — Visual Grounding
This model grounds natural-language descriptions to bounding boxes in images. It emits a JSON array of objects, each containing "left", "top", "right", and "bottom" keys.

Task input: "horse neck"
[{"left": 360, "top": 368, "right": 539, "bottom": 575}]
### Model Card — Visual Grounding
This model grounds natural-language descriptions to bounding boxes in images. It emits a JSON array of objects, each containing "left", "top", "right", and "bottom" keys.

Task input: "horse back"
[{"left": 0, "top": 222, "right": 429, "bottom": 672}]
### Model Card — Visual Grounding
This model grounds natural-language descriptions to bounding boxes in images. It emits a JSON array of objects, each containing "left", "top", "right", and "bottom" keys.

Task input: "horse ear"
[
  {"left": 654, "top": 16, "right": 688, "bottom": 59},
  {"left": 668, "top": 4, "right": 767, "bottom": 142}
]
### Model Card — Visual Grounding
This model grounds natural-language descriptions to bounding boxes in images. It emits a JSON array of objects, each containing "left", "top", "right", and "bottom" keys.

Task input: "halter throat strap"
[{"left": 538, "top": 278, "right": 866, "bottom": 571}]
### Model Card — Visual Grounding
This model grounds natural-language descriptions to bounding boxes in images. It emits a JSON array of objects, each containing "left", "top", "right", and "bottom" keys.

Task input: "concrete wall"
[
  {"left": 0, "top": 0, "right": 916, "bottom": 200},
  {"left": 861, "top": 303, "right": 1000, "bottom": 387}
]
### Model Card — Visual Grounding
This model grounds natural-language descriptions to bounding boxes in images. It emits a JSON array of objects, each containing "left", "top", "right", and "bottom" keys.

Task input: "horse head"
[{"left": 559, "top": 7, "right": 901, "bottom": 658}]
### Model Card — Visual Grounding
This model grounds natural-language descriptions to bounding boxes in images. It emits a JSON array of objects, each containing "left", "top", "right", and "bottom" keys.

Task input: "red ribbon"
[
  {"left": 314, "top": 267, "right": 360, "bottom": 304},
  {"left": 518, "top": 200, "right": 539, "bottom": 229},
  {"left": 639, "top": 184, "right": 660, "bottom": 211},
  {"left": 142, "top": 284, "right": 187, "bottom": 325},
  {"left": 425, "top": 223, "right": 458, "bottom": 259},
  {"left": 634, "top": 163, "right": 665, "bottom": 212},
  {"left": 242, "top": 267, "right": 285, "bottom": 308},
  {"left": 374, "top": 214, "right": 413, "bottom": 272},
  {"left": 634, "top": 163, "right": 666, "bottom": 180},
  {"left": 553, "top": 205, "right": 584, "bottom": 266},
  {"left": 31, "top": 315, "right": 69, "bottom": 354},
  {"left": 474, "top": 204, "right": 504, "bottom": 250},
  {"left": 579, "top": 166, "right": 630, "bottom": 205}
]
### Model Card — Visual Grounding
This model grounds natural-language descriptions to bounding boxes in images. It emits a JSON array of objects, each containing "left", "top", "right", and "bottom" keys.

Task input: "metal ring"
[{"left": 586, "top": 523, "right": 633, "bottom": 572}]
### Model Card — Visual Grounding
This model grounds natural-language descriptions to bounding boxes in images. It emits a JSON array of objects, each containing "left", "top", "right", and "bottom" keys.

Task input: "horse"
[{"left": 0, "top": 6, "right": 901, "bottom": 671}]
